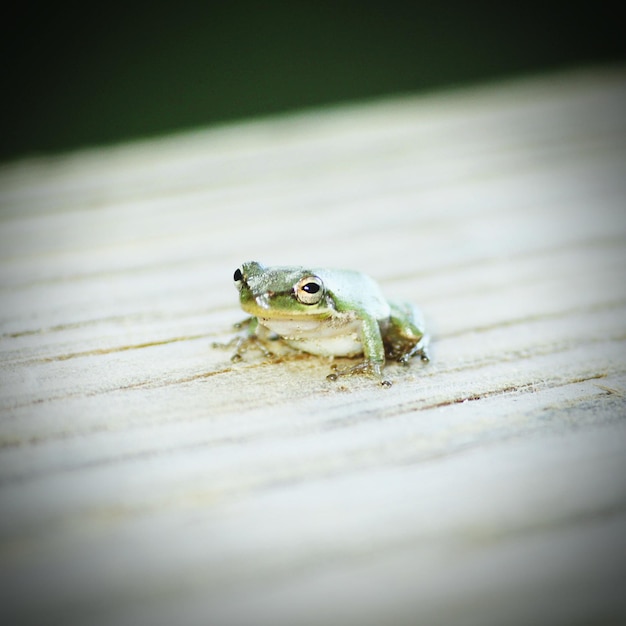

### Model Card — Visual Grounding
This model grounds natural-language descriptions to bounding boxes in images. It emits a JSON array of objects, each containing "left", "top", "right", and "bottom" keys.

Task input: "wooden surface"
[{"left": 1, "top": 66, "right": 626, "bottom": 625}]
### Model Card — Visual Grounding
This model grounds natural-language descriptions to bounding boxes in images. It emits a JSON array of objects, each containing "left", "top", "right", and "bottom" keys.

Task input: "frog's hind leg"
[
  {"left": 386, "top": 301, "right": 430, "bottom": 365},
  {"left": 398, "top": 334, "right": 430, "bottom": 365}
]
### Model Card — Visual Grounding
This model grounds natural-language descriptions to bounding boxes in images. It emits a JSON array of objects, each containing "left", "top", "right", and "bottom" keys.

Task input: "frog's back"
[{"left": 313, "top": 268, "right": 390, "bottom": 320}]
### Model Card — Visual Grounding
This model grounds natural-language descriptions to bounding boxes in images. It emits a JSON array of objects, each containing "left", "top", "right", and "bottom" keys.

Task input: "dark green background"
[{"left": 3, "top": 2, "right": 623, "bottom": 162}]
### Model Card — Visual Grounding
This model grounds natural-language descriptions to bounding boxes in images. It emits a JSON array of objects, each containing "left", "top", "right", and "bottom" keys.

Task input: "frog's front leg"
[
  {"left": 213, "top": 316, "right": 277, "bottom": 362},
  {"left": 326, "top": 315, "right": 392, "bottom": 387}
]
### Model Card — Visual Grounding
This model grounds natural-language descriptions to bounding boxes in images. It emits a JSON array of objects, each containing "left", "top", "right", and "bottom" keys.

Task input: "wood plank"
[{"left": 1, "top": 66, "right": 626, "bottom": 625}]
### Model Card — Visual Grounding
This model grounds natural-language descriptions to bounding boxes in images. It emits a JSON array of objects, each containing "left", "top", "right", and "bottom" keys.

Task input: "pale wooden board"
[{"left": 1, "top": 66, "right": 626, "bottom": 625}]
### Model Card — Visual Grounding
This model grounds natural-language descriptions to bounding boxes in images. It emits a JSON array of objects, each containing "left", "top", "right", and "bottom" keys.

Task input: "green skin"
[{"left": 228, "top": 261, "right": 430, "bottom": 386}]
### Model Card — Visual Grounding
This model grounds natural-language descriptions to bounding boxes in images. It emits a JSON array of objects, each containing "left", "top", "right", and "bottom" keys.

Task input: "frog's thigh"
[
  {"left": 387, "top": 301, "right": 430, "bottom": 363},
  {"left": 389, "top": 301, "right": 424, "bottom": 338},
  {"left": 359, "top": 315, "right": 386, "bottom": 364}
]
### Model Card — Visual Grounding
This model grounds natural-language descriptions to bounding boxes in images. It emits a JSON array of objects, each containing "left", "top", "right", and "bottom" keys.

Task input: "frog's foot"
[
  {"left": 212, "top": 334, "right": 277, "bottom": 362},
  {"left": 327, "top": 360, "right": 392, "bottom": 387},
  {"left": 237, "top": 335, "right": 280, "bottom": 362},
  {"left": 397, "top": 337, "right": 430, "bottom": 366},
  {"left": 212, "top": 317, "right": 280, "bottom": 362}
]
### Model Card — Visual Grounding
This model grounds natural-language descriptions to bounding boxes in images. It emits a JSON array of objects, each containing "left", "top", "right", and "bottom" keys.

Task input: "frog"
[{"left": 222, "top": 261, "right": 430, "bottom": 387}]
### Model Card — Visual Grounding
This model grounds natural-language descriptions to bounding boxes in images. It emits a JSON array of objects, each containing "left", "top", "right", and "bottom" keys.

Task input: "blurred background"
[{"left": 2, "top": 1, "right": 624, "bottom": 162}]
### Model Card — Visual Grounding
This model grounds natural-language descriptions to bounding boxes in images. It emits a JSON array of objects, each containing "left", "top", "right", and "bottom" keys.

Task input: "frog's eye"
[
  {"left": 233, "top": 267, "right": 246, "bottom": 290},
  {"left": 295, "top": 275, "right": 324, "bottom": 305}
]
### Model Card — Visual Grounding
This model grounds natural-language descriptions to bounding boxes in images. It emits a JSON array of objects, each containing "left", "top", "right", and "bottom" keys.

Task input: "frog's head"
[{"left": 233, "top": 261, "right": 333, "bottom": 319}]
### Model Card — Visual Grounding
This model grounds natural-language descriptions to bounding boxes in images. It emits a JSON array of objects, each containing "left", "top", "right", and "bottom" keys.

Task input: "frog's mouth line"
[{"left": 240, "top": 295, "right": 330, "bottom": 321}]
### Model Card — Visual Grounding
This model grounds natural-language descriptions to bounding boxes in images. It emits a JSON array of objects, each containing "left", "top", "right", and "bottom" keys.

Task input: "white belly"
[{"left": 259, "top": 315, "right": 363, "bottom": 357}]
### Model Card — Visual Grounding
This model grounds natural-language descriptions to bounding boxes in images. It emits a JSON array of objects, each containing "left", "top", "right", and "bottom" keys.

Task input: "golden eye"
[{"left": 295, "top": 275, "right": 324, "bottom": 305}]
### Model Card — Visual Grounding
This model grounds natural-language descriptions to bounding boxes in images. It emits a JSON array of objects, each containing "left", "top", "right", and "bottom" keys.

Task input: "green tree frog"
[{"left": 225, "top": 261, "right": 430, "bottom": 386}]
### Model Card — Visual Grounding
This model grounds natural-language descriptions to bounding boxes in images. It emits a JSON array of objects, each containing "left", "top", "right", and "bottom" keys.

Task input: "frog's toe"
[
  {"left": 327, "top": 360, "right": 391, "bottom": 387},
  {"left": 396, "top": 339, "right": 430, "bottom": 365}
]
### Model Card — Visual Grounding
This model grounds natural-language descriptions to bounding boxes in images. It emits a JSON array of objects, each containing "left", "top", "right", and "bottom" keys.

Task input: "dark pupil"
[
  {"left": 303, "top": 282, "right": 320, "bottom": 294},
  {"left": 233, "top": 268, "right": 243, "bottom": 281}
]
